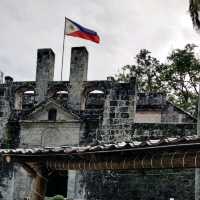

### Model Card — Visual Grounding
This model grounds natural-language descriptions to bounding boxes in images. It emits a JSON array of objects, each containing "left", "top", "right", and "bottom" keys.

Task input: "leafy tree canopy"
[{"left": 116, "top": 44, "right": 200, "bottom": 115}]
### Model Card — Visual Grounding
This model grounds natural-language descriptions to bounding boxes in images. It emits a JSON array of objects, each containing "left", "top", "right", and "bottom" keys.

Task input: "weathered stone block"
[
  {"left": 119, "top": 106, "right": 128, "bottom": 112},
  {"left": 110, "top": 101, "right": 118, "bottom": 107},
  {"left": 121, "top": 113, "right": 129, "bottom": 118}
]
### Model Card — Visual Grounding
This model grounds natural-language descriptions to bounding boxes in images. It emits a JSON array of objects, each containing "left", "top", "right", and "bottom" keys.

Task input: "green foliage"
[
  {"left": 163, "top": 44, "right": 200, "bottom": 113},
  {"left": 4, "top": 122, "right": 20, "bottom": 148},
  {"left": 48, "top": 195, "right": 65, "bottom": 200},
  {"left": 118, "top": 49, "right": 165, "bottom": 93},
  {"left": 116, "top": 44, "right": 200, "bottom": 115}
]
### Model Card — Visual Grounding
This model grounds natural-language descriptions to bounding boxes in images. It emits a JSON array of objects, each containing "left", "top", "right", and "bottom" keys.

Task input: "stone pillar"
[
  {"left": 68, "top": 47, "right": 88, "bottom": 111},
  {"left": 195, "top": 169, "right": 200, "bottom": 200},
  {"left": 13, "top": 164, "right": 33, "bottom": 200},
  {"left": 4, "top": 76, "right": 13, "bottom": 114},
  {"left": 4, "top": 76, "right": 13, "bottom": 102},
  {"left": 67, "top": 170, "right": 76, "bottom": 199},
  {"left": 15, "top": 91, "right": 23, "bottom": 110},
  {"left": 67, "top": 170, "right": 87, "bottom": 200},
  {"left": 1, "top": 76, "right": 14, "bottom": 144},
  {"left": 0, "top": 71, "right": 4, "bottom": 84},
  {"left": 35, "top": 49, "right": 55, "bottom": 104}
]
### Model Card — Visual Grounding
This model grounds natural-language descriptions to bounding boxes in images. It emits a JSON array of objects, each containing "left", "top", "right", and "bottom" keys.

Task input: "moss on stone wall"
[
  {"left": 84, "top": 169, "right": 195, "bottom": 200},
  {"left": 4, "top": 121, "right": 20, "bottom": 148}
]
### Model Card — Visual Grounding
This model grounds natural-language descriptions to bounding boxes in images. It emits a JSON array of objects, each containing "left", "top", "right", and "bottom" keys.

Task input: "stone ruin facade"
[{"left": 0, "top": 46, "right": 197, "bottom": 200}]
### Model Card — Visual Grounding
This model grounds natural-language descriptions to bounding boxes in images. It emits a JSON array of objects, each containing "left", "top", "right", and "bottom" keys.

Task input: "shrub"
[{"left": 50, "top": 195, "right": 65, "bottom": 200}]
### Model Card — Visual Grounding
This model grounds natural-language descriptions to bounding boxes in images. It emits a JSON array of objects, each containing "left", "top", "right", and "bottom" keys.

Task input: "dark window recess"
[
  {"left": 0, "top": 112, "right": 3, "bottom": 117},
  {"left": 109, "top": 113, "right": 115, "bottom": 119},
  {"left": 119, "top": 107, "right": 128, "bottom": 112},
  {"left": 121, "top": 113, "right": 129, "bottom": 118},
  {"left": 0, "top": 101, "right": 4, "bottom": 106},
  {"left": 46, "top": 171, "right": 68, "bottom": 197},
  {"left": 110, "top": 101, "right": 118, "bottom": 107},
  {"left": 48, "top": 109, "right": 57, "bottom": 121},
  {"left": 0, "top": 89, "right": 4, "bottom": 96}
]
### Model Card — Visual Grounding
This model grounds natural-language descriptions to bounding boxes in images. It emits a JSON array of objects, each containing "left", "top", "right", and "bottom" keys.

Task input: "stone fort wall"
[{"left": 0, "top": 47, "right": 197, "bottom": 200}]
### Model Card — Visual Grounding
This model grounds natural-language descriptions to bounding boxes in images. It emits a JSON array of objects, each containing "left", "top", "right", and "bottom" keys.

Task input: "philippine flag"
[{"left": 64, "top": 17, "right": 100, "bottom": 44}]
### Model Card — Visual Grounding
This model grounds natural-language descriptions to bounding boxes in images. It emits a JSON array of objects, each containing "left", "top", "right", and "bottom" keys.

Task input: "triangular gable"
[
  {"left": 24, "top": 99, "right": 80, "bottom": 121},
  {"left": 166, "top": 101, "right": 196, "bottom": 122}
]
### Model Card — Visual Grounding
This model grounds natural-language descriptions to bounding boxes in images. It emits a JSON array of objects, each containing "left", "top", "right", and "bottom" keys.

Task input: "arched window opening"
[
  {"left": 89, "top": 90, "right": 104, "bottom": 94},
  {"left": 22, "top": 90, "right": 35, "bottom": 110},
  {"left": 86, "top": 90, "right": 105, "bottom": 109},
  {"left": 0, "top": 89, "right": 4, "bottom": 97},
  {"left": 56, "top": 91, "right": 68, "bottom": 98},
  {"left": 56, "top": 91, "right": 68, "bottom": 94},
  {"left": 24, "top": 90, "right": 35, "bottom": 94},
  {"left": 54, "top": 91, "right": 68, "bottom": 102},
  {"left": 48, "top": 108, "right": 57, "bottom": 121},
  {"left": 15, "top": 88, "right": 35, "bottom": 110}
]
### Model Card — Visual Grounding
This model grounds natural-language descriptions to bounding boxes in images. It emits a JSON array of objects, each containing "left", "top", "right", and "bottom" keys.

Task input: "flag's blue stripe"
[{"left": 66, "top": 17, "right": 98, "bottom": 36}]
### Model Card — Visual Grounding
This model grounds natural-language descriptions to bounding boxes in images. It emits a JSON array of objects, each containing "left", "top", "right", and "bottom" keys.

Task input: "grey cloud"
[{"left": 0, "top": 0, "right": 199, "bottom": 81}]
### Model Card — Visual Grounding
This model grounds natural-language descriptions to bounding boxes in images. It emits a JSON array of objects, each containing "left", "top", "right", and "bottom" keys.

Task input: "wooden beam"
[
  {"left": 21, "top": 162, "right": 37, "bottom": 177},
  {"left": 31, "top": 171, "right": 47, "bottom": 200},
  {"left": 45, "top": 151, "right": 200, "bottom": 170},
  {"left": 23, "top": 164, "right": 48, "bottom": 200}
]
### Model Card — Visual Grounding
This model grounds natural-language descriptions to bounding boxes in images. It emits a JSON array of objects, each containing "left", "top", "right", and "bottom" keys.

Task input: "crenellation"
[
  {"left": 35, "top": 48, "right": 55, "bottom": 104},
  {"left": 68, "top": 47, "right": 88, "bottom": 110}
]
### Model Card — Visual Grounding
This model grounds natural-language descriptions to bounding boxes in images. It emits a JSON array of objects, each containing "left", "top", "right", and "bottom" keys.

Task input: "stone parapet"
[{"left": 98, "top": 122, "right": 197, "bottom": 143}]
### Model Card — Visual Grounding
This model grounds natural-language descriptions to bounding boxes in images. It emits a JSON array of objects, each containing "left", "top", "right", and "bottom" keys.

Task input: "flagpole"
[{"left": 61, "top": 17, "right": 66, "bottom": 81}]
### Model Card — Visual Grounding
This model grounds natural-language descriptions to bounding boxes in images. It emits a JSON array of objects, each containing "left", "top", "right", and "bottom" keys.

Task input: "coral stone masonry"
[{"left": 0, "top": 47, "right": 197, "bottom": 200}]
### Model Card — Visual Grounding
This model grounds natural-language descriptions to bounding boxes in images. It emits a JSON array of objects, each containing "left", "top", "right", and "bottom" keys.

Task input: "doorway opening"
[{"left": 46, "top": 171, "right": 68, "bottom": 198}]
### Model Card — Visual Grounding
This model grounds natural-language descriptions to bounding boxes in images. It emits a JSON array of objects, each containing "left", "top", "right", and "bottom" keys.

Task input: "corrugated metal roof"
[{"left": 1, "top": 135, "right": 200, "bottom": 155}]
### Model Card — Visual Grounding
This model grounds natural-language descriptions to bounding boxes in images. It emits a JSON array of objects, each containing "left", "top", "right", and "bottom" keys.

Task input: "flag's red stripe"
[{"left": 67, "top": 31, "right": 100, "bottom": 43}]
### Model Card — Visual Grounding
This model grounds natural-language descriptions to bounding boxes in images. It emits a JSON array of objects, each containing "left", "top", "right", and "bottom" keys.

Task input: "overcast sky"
[{"left": 0, "top": 0, "right": 200, "bottom": 81}]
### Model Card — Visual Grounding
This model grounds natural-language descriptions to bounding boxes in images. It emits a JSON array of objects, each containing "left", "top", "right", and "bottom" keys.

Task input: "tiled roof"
[{"left": 1, "top": 135, "right": 200, "bottom": 155}]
